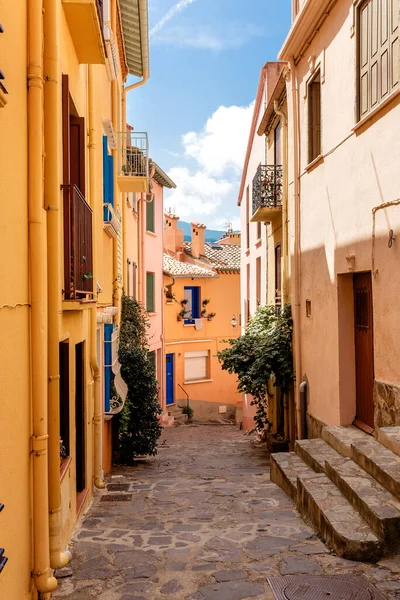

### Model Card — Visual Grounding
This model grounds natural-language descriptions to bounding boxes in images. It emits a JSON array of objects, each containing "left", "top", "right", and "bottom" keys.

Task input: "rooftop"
[
  {"left": 163, "top": 254, "right": 218, "bottom": 279},
  {"left": 184, "top": 241, "right": 241, "bottom": 273}
]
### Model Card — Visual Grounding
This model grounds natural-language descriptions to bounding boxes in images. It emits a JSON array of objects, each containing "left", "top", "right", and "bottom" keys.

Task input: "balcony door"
[
  {"left": 274, "top": 120, "right": 281, "bottom": 166},
  {"left": 62, "top": 74, "right": 85, "bottom": 195}
]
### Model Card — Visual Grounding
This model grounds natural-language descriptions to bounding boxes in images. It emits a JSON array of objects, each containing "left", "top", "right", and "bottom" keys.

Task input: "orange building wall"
[{"left": 164, "top": 274, "right": 241, "bottom": 420}]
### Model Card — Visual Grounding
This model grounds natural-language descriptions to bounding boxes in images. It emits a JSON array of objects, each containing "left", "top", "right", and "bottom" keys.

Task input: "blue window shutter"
[
  {"left": 104, "top": 324, "right": 113, "bottom": 412},
  {"left": 108, "top": 154, "right": 114, "bottom": 207},
  {"left": 103, "top": 136, "right": 108, "bottom": 205},
  {"left": 192, "top": 287, "right": 200, "bottom": 319}
]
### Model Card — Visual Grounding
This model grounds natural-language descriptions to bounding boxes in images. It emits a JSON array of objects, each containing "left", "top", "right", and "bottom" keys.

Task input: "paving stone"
[
  {"left": 121, "top": 565, "right": 157, "bottom": 579},
  {"left": 214, "top": 570, "right": 247, "bottom": 582},
  {"left": 165, "top": 562, "right": 186, "bottom": 571},
  {"left": 195, "top": 581, "right": 265, "bottom": 600},
  {"left": 160, "top": 579, "right": 185, "bottom": 594},
  {"left": 192, "top": 563, "right": 218, "bottom": 571},
  {"left": 279, "top": 556, "right": 323, "bottom": 575},
  {"left": 114, "top": 550, "right": 155, "bottom": 568}
]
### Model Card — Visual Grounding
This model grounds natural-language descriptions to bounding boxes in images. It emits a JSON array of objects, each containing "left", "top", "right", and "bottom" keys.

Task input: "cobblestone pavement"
[{"left": 54, "top": 425, "right": 400, "bottom": 600}]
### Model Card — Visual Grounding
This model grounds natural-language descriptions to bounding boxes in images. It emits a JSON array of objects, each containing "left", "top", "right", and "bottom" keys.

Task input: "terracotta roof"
[
  {"left": 184, "top": 242, "right": 241, "bottom": 273},
  {"left": 163, "top": 254, "right": 218, "bottom": 278}
]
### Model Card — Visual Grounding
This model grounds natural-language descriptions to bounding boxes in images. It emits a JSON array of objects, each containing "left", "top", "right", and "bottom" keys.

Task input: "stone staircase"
[
  {"left": 167, "top": 404, "right": 189, "bottom": 427},
  {"left": 271, "top": 425, "right": 400, "bottom": 562}
]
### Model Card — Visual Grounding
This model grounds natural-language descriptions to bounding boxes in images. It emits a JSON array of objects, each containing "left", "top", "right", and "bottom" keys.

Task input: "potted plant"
[{"left": 207, "top": 312, "right": 216, "bottom": 321}]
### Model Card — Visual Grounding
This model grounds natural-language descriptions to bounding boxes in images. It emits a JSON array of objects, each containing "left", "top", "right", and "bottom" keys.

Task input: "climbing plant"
[
  {"left": 217, "top": 304, "right": 294, "bottom": 434},
  {"left": 116, "top": 296, "right": 162, "bottom": 463}
]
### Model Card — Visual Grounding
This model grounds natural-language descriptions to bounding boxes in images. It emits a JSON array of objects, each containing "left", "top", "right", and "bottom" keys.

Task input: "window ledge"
[
  {"left": 353, "top": 88, "right": 400, "bottom": 134},
  {"left": 305, "top": 154, "right": 324, "bottom": 172},
  {"left": 146, "top": 230, "right": 157, "bottom": 237},
  {"left": 184, "top": 379, "right": 213, "bottom": 385},
  {"left": 62, "top": 299, "right": 97, "bottom": 311},
  {"left": 147, "top": 311, "right": 157, "bottom": 316},
  {"left": 255, "top": 238, "right": 262, "bottom": 248},
  {"left": 245, "top": 248, "right": 250, "bottom": 257},
  {"left": 60, "top": 456, "right": 72, "bottom": 483}
]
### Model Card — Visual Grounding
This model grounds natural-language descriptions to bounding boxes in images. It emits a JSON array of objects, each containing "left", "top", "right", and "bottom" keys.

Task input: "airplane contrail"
[{"left": 150, "top": 0, "right": 197, "bottom": 37}]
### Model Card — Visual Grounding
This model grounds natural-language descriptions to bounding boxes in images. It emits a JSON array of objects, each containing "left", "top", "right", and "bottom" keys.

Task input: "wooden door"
[
  {"left": 75, "top": 342, "right": 86, "bottom": 494},
  {"left": 354, "top": 272, "right": 375, "bottom": 431}
]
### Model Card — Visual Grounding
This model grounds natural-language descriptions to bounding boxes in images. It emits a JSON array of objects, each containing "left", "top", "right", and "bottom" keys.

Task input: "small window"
[
  {"left": 146, "top": 197, "right": 155, "bottom": 232},
  {"left": 184, "top": 351, "right": 209, "bottom": 382},
  {"left": 146, "top": 272, "right": 155, "bottom": 312},
  {"left": 184, "top": 286, "right": 201, "bottom": 324},
  {"left": 308, "top": 71, "right": 322, "bottom": 163},
  {"left": 103, "top": 136, "right": 114, "bottom": 207},
  {"left": 257, "top": 221, "right": 262, "bottom": 241},
  {"left": 246, "top": 186, "right": 250, "bottom": 248},
  {"left": 256, "top": 256, "right": 261, "bottom": 306}
]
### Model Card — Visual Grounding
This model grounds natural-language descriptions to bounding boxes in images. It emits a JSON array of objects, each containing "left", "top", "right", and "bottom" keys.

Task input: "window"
[
  {"left": 257, "top": 221, "right": 262, "bottom": 241},
  {"left": 184, "top": 286, "right": 201, "bottom": 324},
  {"left": 184, "top": 351, "right": 209, "bottom": 382},
  {"left": 359, "top": 0, "right": 399, "bottom": 119},
  {"left": 256, "top": 257, "right": 261, "bottom": 306},
  {"left": 246, "top": 263, "right": 250, "bottom": 324},
  {"left": 274, "top": 120, "right": 282, "bottom": 165},
  {"left": 146, "top": 272, "right": 155, "bottom": 312},
  {"left": 246, "top": 186, "right": 250, "bottom": 248},
  {"left": 146, "top": 197, "right": 155, "bottom": 232},
  {"left": 308, "top": 70, "right": 322, "bottom": 163},
  {"left": 126, "top": 259, "right": 137, "bottom": 299}
]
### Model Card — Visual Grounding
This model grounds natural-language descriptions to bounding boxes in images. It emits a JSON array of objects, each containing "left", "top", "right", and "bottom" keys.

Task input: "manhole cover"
[
  {"left": 268, "top": 575, "right": 386, "bottom": 600},
  {"left": 100, "top": 494, "right": 132, "bottom": 502},
  {"left": 106, "top": 483, "right": 131, "bottom": 492}
]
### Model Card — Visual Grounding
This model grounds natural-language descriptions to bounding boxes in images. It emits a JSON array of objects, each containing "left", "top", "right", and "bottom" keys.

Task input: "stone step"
[
  {"left": 377, "top": 426, "right": 400, "bottom": 457},
  {"left": 351, "top": 439, "right": 400, "bottom": 500},
  {"left": 270, "top": 452, "right": 316, "bottom": 502},
  {"left": 297, "top": 473, "right": 383, "bottom": 562},
  {"left": 295, "top": 438, "right": 342, "bottom": 473},
  {"left": 322, "top": 425, "right": 371, "bottom": 457},
  {"left": 324, "top": 456, "right": 400, "bottom": 549}
]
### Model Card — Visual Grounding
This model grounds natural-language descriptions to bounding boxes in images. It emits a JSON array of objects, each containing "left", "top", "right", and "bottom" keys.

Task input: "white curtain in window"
[{"left": 184, "top": 351, "right": 208, "bottom": 381}]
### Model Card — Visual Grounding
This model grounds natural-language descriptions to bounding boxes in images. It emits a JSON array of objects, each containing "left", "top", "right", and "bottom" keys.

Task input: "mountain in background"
[{"left": 178, "top": 221, "right": 226, "bottom": 243}]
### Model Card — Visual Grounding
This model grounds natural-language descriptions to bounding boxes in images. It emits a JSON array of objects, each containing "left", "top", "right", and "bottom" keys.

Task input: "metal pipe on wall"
[
  {"left": 43, "top": 0, "right": 72, "bottom": 570},
  {"left": 28, "top": 0, "right": 57, "bottom": 594}
]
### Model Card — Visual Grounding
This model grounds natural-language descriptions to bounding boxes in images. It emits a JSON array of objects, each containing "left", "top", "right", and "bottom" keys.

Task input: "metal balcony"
[
  {"left": 116, "top": 131, "right": 149, "bottom": 193},
  {"left": 251, "top": 165, "right": 283, "bottom": 222},
  {"left": 103, "top": 203, "right": 121, "bottom": 238},
  {"left": 62, "top": 185, "right": 94, "bottom": 300}
]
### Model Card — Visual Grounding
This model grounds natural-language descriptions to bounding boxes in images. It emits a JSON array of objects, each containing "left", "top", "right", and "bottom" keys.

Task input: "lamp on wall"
[{"left": 231, "top": 314, "right": 240, "bottom": 329}]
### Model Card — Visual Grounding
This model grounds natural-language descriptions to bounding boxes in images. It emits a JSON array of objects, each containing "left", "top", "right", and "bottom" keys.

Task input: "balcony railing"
[
  {"left": 116, "top": 131, "right": 149, "bottom": 193},
  {"left": 252, "top": 165, "right": 283, "bottom": 220},
  {"left": 62, "top": 185, "right": 94, "bottom": 300},
  {"left": 103, "top": 203, "right": 121, "bottom": 238}
]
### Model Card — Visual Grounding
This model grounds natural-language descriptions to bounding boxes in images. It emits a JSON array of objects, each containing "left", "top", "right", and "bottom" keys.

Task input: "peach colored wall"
[
  {"left": 164, "top": 274, "right": 241, "bottom": 410},
  {"left": 143, "top": 181, "right": 165, "bottom": 407},
  {"left": 286, "top": 0, "right": 400, "bottom": 427}
]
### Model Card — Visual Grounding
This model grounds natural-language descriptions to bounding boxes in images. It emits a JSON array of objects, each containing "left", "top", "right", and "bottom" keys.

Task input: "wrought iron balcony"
[
  {"left": 251, "top": 165, "right": 283, "bottom": 222},
  {"left": 62, "top": 185, "right": 94, "bottom": 300},
  {"left": 116, "top": 131, "right": 149, "bottom": 193}
]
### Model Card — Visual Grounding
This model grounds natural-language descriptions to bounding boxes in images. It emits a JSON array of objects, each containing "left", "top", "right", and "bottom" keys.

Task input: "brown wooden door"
[
  {"left": 354, "top": 272, "right": 375, "bottom": 431},
  {"left": 75, "top": 342, "right": 86, "bottom": 494}
]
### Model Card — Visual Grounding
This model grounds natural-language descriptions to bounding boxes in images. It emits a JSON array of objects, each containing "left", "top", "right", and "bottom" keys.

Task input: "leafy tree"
[
  {"left": 116, "top": 296, "right": 162, "bottom": 463},
  {"left": 217, "top": 304, "right": 294, "bottom": 434}
]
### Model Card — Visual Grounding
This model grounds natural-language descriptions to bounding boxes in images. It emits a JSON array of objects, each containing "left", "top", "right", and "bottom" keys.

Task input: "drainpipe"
[
  {"left": 299, "top": 380, "right": 308, "bottom": 439},
  {"left": 28, "top": 0, "right": 57, "bottom": 595},
  {"left": 138, "top": 167, "right": 155, "bottom": 304},
  {"left": 111, "top": 0, "right": 121, "bottom": 318},
  {"left": 89, "top": 65, "right": 105, "bottom": 490},
  {"left": 43, "top": 0, "right": 72, "bottom": 570},
  {"left": 290, "top": 57, "right": 302, "bottom": 440}
]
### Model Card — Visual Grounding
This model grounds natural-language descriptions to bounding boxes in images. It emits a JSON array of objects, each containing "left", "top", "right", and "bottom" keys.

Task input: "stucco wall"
[{"left": 286, "top": 0, "right": 400, "bottom": 427}]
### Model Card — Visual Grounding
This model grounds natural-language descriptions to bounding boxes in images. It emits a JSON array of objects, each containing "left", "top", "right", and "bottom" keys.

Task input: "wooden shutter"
[
  {"left": 62, "top": 75, "right": 70, "bottom": 184},
  {"left": 132, "top": 262, "right": 137, "bottom": 299},
  {"left": 309, "top": 75, "right": 321, "bottom": 161},
  {"left": 360, "top": 0, "right": 371, "bottom": 117},
  {"left": 70, "top": 116, "right": 85, "bottom": 197},
  {"left": 379, "top": 0, "right": 389, "bottom": 102},
  {"left": 390, "top": 0, "right": 399, "bottom": 89},
  {"left": 103, "top": 136, "right": 114, "bottom": 206},
  {"left": 184, "top": 351, "right": 208, "bottom": 381},
  {"left": 146, "top": 272, "right": 155, "bottom": 312},
  {"left": 146, "top": 198, "right": 155, "bottom": 232}
]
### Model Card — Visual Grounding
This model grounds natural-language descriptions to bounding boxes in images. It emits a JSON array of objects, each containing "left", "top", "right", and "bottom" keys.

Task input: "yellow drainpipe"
[
  {"left": 44, "top": 0, "right": 72, "bottom": 570},
  {"left": 28, "top": 0, "right": 57, "bottom": 595},
  {"left": 88, "top": 64, "right": 105, "bottom": 489},
  {"left": 111, "top": 0, "right": 121, "bottom": 316}
]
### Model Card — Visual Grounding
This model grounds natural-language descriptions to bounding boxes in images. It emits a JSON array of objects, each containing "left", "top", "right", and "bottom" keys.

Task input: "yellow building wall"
[
  {"left": 164, "top": 274, "right": 241, "bottom": 419},
  {"left": 0, "top": 0, "right": 34, "bottom": 597}
]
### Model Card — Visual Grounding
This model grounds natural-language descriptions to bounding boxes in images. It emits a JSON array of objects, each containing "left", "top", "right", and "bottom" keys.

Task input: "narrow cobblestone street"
[{"left": 54, "top": 425, "right": 400, "bottom": 600}]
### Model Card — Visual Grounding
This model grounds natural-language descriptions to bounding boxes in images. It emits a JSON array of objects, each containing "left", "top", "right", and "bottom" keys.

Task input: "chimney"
[
  {"left": 164, "top": 213, "right": 184, "bottom": 253},
  {"left": 191, "top": 222, "right": 206, "bottom": 259},
  {"left": 228, "top": 233, "right": 241, "bottom": 246}
]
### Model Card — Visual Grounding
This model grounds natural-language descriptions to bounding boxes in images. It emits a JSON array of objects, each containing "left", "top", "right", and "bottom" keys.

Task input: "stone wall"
[
  {"left": 184, "top": 399, "right": 236, "bottom": 422},
  {"left": 374, "top": 380, "right": 400, "bottom": 428},
  {"left": 306, "top": 412, "right": 326, "bottom": 440}
]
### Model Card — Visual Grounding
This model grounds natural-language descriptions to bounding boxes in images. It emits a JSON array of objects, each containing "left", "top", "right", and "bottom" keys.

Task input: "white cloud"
[
  {"left": 182, "top": 102, "right": 254, "bottom": 177},
  {"left": 150, "top": 0, "right": 197, "bottom": 37},
  {"left": 164, "top": 102, "right": 254, "bottom": 229},
  {"left": 152, "top": 23, "right": 262, "bottom": 51}
]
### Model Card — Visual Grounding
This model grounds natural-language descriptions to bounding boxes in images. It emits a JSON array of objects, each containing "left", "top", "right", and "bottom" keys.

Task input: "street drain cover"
[
  {"left": 100, "top": 494, "right": 132, "bottom": 502},
  {"left": 106, "top": 484, "right": 131, "bottom": 492},
  {"left": 268, "top": 575, "right": 386, "bottom": 600}
]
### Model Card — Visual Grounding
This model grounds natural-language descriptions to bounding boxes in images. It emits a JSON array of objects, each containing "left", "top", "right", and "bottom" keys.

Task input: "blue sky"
[{"left": 126, "top": 0, "right": 292, "bottom": 230}]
